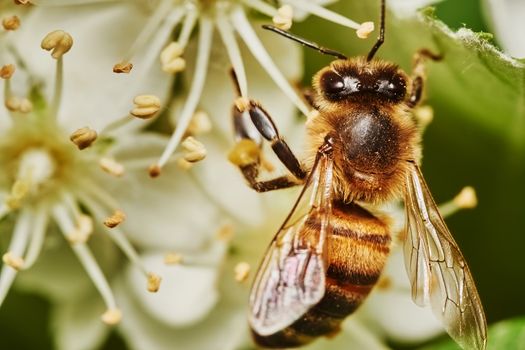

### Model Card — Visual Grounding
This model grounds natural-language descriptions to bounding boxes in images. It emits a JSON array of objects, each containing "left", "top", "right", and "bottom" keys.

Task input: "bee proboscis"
[{"left": 227, "top": 0, "right": 487, "bottom": 348}]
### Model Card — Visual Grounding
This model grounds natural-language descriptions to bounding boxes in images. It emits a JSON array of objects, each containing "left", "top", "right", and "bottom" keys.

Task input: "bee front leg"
[
  {"left": 229, "top": 100, "right": 306, "bottom": 192},
  {"left": 407, "top": 49, "right": 442, "bottom": 108}
]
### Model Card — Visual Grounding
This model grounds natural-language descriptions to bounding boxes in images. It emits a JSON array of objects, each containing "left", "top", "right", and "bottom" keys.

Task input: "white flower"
[
  {"left": 483, "top": 0, "right": 525, "bottom": 58},
  {"left": 0, "top": 28, "right": 183, "bottom": 328},
  {"left": 17, "top": 0, "right": 376, "bottom": 178}
]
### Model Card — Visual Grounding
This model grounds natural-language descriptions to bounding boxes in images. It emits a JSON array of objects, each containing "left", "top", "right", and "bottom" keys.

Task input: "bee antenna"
[
  {"left": 367, "top": 0, "right": 386, "bottom": 62},
  {"left": 262, "top": 25, "right": 347, "bottom": 60}
]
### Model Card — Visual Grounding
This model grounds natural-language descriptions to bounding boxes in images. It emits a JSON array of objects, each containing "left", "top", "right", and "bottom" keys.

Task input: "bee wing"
[
  {"left": 249, "top": 150, "right": 334, "bottom": 336},
  {"left": 403, "top": 164, "right": 487, "bottom": 350}
]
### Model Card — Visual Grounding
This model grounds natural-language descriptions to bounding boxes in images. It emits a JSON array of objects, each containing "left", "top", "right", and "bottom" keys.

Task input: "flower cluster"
[{"left": 0, "top": 0, "right": 489, "bottom": 349}]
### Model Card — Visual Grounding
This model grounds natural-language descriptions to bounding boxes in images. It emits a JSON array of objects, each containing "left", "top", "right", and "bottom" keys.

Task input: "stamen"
[
  {"left": 147, "top": 272, "right": 162, "bottom": 293},
  {"left": 181, "top": 136, "right": 206, "bottom": 163},
  {"left": 160, "top": 42, "right": 186, "bottom": 74},
  {"left": 216, "top": 223, "right": 235, "bottom": 242},
  {"left": 41, "top": 30, "right": 73, "bottom": 59},
  {"left": 77, "top": 193, "right": 161, "bottom": 292},
  {"left": 234, "top": 261, "right": 251, "bottom": 282},
  {"left": 101, "top": 309, "right": 122, "bottom": 325},
  {"left": 356, "top": 21, "right": 375, "bottom": 39},
  {"left": 439, "top": 186, "right": 478, "bottom": 218},
  {"left": 216, "top": 15, "right": 248, "bottom": 98},
  {"left": 70, "top": 127, "right": 98, "bottom": 150},
  {"left": 241, "top": 0, "right": 278, "bottom": 18},
  {"left": 414, "top": 105, "right": 434, "bottom": 131},
  {"left": 117, "top": 0, "right": 173, "bottom": 66},
  {"left": 52, "top": 203, "right": 119, "bottom": 321},
  {"left": 113, "top": 62, "right": 133, "bottom": 74},
  {"left": 103, "top": 209, "right": 126, "bottom": 228},
  {"left": 272, "top": 5, "right": 294, "bottom": 30},
  {"left": 0, "top": 64, "right": 15, "bottom": 79},
  {"left": 283, "top": 0, "right": 362, "bottom": 30},
  {"left": 177, "top": 158, "right": 194, "bottom": 170},
  {"left": 2, "top": 16, "right": 21, "bottom": 31},
  {"left": 231, "top": 8, "right": 311, "bottom": 116},
  {"left": 164, "top": 252, "right": 183, "bottom": 265},
  {"left": 130, "top": 94, "right": 161, "bottom": 119},
  {"left": 234, "top": 97, "right": 250, "bottom": 112},
  {"left": 177, "top": 10, "right": 198, "bottom": 49},
  {"left": 5, "top": 180, "right": 29, "bottom": 210},
  {"left": 99, "top": 157, "right": 125, "bottom": 177},
  {"left": 0, "top": 209, "right": 32, "bottom": 306},
  {"left": 187, "top": 110, "right": 212, "bottom": 135},
  {"left": 148, "top": 164, "right": 161, "bottom": 178},
  {"left": 76, "top": 178, "right": 121, "bottom": 210},
  {"left": 156, "top": 18, "right": 213, "bottom": 170},
  {"left": 13, "top": 0, "right": 32, "bottom": 4},
  {"left": 21, "top": 206, "right": 49, "bottom": 270},
  {"left": 2, "top": 252, "right": 25, "bottom": 271}
]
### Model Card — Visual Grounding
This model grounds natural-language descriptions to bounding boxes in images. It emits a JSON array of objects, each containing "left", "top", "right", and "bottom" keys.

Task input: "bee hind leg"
[{"left": 406, "top": 49, "right": 442, "bottom": 108}]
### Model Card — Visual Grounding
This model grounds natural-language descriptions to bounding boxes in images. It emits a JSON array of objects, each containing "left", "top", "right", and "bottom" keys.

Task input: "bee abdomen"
[{"left": 252, "top": 203, "right": 391, "bottom": 348}]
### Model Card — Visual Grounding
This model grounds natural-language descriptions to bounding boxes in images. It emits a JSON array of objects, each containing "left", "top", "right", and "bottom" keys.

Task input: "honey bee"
[{"left": 228, "top": 0, "right": 487, "bottom": 348}]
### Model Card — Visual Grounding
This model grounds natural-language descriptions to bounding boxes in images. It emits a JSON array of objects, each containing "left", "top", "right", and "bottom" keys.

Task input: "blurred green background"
[{"left": 1, "top": 0, "right": 524, "bottom": 349}]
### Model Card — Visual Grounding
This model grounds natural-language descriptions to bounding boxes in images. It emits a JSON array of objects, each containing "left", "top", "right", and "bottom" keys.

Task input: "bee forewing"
[
  {"left": 249, "top": 151, "right": 334, "bottom": 336},
  {"left": 403, "top": 164, "right": 487, "bottom": 350}
]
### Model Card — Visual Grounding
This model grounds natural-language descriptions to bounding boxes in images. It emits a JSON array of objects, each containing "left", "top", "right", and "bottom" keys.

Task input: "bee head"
[{"left": 315, "top": 59, "right": 408, "bottom": 104}]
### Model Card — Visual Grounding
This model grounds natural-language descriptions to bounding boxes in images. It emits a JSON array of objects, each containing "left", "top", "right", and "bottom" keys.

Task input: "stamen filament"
[
  {"left": 157, "top": 17, "right": 213, "bottom": 169},
  {"left": 21, "top": 205, "right": 48, "bottom": 270},
  {"left": 0, "top": 209, "right": 32, "bottom": 306},
  {"left": 241, "top": 0, "right": 278, "bottom": 17},
  {"left": 76, "top": 178, "right": 121, "bottom": 210},
  {"left": 216, "top": 15, "right": 248, "bottom": 98},
  {"left": 52, "top": 203, "right": 118, "bottom": 313},
  {"left": 121, "top": 0, "right": 173, "bottom": 63},
  {"left": 283, "top": 0, "right": 361, "bottom": 29},
  {"left": 231, "top": 7, "right": 311, "bottom": 116},
  {"left": 49, "top": 56, "right": 63, "bottom": 119},
  {"left": 177, "top": 10, "right": 198, "bottom": 49}
]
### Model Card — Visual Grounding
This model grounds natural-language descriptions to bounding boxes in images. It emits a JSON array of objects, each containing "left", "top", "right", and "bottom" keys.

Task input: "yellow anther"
[
  {"left": 113, "top": 62, "right": 133, "bottom": 74},
  {"left": 234, "top": 97, "right": 250, "bottom": 113},
  {"left": 164, "top": 252, "right": 183, "bottom": 265},
  {"left": 101, "top": 309, "right": 122, "bottom": 325},
  {"left": 181, "top": 136, "right": 206, "bottom": 163},
  {"left": 99, "top": 158, "right": 125, "bottom": 177},
  {"left": 103, "top": 209, "right": 126, "bottom": 228},
  {"left": 414, "top": 105, "right": 434, "bottom": 127},
  {"left": 130, "top": 94, "right": 161, "bottom": 119},
  {"left": 2, "top": 252, "right": 25, "bottom": 271},
  {"left": 234, "top": 262, "right": 251, "bottom": 282},
  {"left": 70, "top": 127, "right": 98, "bottom": 150},
  {"left": 147, "top": 272, "right": 162, "bottom": 293},
  {"left": 272, "top": 4, "right": 294, "bottom": 30},
  {"left": 216, "top": 223, "right": 234, "bottom": 242},
  {"left": 160, "top": 42, "right": 186, "bottom": 74},
  {"left": 356, "top": 21, "right": 374, "bottom": 39},
  {"left": 228, "top": 139, "right": 260, "bottom": 167},
  {"left": 148, "top": 164, "right": 161, "bottom": 178},
  {"left": 0, "top": 64, "right": 15, "bottom": 79},
  {"left": 18, "top": 98, "right": 32, "bottom": 113},
  {"left": 2, "top": 15, "right": 20, "bottom": 31},
  {"left": 41, "top": 30, "right": 73, "bottom": 59},
  {"left": 453, "top": 186, "right": 477, "bottom": 209},
  {"left": 187, "top": 111, "right": 212, "bottom": 135},
  {"left": 5, "top": 180, "right": 29, "bottom": 209}
]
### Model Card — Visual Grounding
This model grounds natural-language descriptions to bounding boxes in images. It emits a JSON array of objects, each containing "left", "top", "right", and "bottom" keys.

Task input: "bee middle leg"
[{"left": 407, "top": 49, "right": 442, "bottom": 108}]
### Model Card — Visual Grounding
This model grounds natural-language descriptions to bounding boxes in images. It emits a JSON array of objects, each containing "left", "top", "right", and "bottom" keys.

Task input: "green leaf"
[{"left": 420, "top": 317, "right": 525, "bottom": 350}]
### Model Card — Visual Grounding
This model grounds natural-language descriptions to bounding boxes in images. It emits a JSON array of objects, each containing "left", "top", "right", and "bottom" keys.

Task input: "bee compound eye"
[{"left": 320, "top": 71, "right": 346, "bottom": 96}]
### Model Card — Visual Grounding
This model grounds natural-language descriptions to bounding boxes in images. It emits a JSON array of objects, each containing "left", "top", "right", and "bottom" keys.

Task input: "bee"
[{"left": 227, "top": 0, "right": 487, "bottom": 348}]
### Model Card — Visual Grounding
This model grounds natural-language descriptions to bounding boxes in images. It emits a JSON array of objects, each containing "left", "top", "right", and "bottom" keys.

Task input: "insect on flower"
[{"left": 228, "top": 0, "right": 488, "bottom": 348}]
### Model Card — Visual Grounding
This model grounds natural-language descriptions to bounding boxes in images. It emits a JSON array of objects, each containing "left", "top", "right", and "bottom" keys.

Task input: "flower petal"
[
  {"left": 358, "top": 248, "right": 444, "bottom": 343},
  {"left": 115, "top": 269, "right": 248, "bottom": 350},
  {"left": 484, "top": 0, "right": 525, "bottom": 57},
  {"left": 103, "top": 133, "right": 223, "bottom": 250},
  {"left": 125, "top": 251, "right": 225, "bottom": 327},
  {"left": 12, "top": 2, "right": 172, "bottom": 130},
  {"left": 51, "top": 292, "right": 110, "bottom": 350}
]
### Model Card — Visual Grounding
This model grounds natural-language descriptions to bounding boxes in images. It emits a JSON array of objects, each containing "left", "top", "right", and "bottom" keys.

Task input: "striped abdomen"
[{"left": 252, "top": 201, "right": 391, "bottom": 348}]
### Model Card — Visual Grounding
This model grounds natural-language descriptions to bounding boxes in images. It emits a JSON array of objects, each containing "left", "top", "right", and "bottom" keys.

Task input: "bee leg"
[
  {"left": 229, "top": 102, "right": 306, "bottom": 192},
  {"left": 407, "top": 49, "right": 442, "bottom": 108},
  {"left": 245, "top": 100, "right": 306, "bottom": 180}
]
